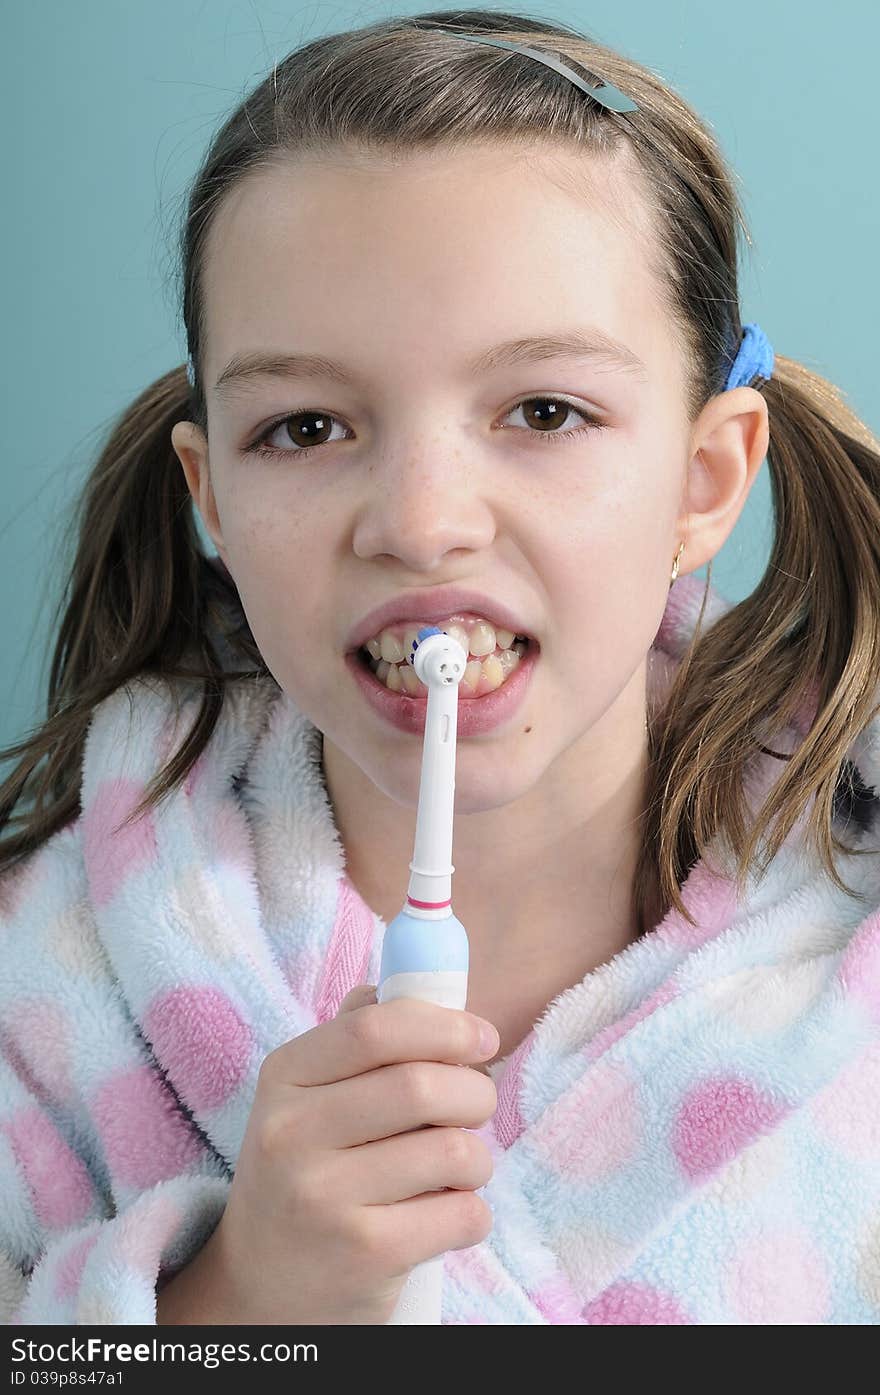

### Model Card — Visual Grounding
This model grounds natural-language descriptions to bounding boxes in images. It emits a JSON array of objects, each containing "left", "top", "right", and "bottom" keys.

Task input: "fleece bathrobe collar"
[{"left": 78, "top": 575, "right": 880, "bottom": 1323}]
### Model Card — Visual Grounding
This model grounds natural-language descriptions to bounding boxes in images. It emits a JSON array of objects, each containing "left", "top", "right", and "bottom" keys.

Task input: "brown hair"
[{"left": 2, "top": 8, "right": 878, "bottom": 938}]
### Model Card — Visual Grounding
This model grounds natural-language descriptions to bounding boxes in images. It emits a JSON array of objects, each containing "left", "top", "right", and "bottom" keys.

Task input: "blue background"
[{"left": 2, "top": 1, "right": 878, "bottom": 758}]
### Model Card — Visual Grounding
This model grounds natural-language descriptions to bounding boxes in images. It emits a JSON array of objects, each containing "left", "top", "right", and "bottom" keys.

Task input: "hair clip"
[{"left": 444, "top": 32, "right": 639, "bottom": 113}]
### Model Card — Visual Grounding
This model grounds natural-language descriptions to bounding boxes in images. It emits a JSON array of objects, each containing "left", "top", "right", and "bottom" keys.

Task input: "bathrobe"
[{"left": 1, "top": 572, "right": 879, "bottom": 1325}]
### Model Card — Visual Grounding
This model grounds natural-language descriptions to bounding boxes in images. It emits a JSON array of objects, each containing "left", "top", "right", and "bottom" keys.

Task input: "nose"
[{"left": 351, "top": 436, "right": 497, "bottom": 569}]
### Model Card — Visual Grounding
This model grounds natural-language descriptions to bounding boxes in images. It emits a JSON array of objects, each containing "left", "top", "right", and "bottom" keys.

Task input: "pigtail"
[
  {"left": 636, "top": 355, "right": 880, "bottom": 936},
  {"left": 0, "top": 365, "right": 266, "bottom": 877}
]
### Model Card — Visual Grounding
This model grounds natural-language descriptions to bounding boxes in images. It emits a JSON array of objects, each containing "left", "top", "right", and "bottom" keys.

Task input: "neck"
[{"left": 321, "top": 701, "right": 650, "bottom": 969}]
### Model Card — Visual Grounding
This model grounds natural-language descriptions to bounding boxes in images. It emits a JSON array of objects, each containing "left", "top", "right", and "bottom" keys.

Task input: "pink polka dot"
[
  {"left": 530, "top": 1272, "right": 584, "bottom": 1323},
  {"left": 656, "top": 861, "right": 739, "bottom": 952},
  {"left": 91, "top": 1064, "right": 204, "bottom": 1188},
  {"left": 2, "top": 1107, "right": 95, "bottom": 1229},
  {"left": 144, "top": 985, "right": 254, "bottom": 1110},
  {"left": 444, "top": 1236, "right": 509, "bottom": 1302},
  {"left": 82, "top": 778, "right": 158, "bottom": 907},
  {"left": 672, "top": 1076, "right": 788, "bottom": 1181},
  {"left": 839, "top": 916, "right": 880, "bottom": 1024},
  {"left": 531, "top": 1058, "right": 641, "bottom": 1182},
  {"left": 54, "top": 1230, "right": 101, "bottom": 1302},
  {"left": 2, "top": 998, "right": 73, "bottom": 1102},
  {"left": 727, "top": 1228, "right": 830, "bottom": 1323},
  {"left": 583, "top": 1280, "right": 692, "bottom": 1324},
  {"left": 810, "top": 1039, "right": 880, "bottom": 1160}
]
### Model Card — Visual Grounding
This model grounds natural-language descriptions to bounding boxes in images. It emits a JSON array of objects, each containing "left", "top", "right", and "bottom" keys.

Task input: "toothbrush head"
[{"left": 409, "top": 627, "right": 468, "bottom": 688}]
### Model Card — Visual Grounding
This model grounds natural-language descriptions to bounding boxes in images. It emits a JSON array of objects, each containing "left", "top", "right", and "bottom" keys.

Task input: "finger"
[
  {"left": 343, "top": 1126, "right": 494, "bottom": 1205},
  {"left": 337, "top": 984, "right": 378, "bottom": 1014},
  {"left": 269, "top": 996, "right": 498, "bottom": 1089},
  {"left": 303, "top": 1059, "right": 498, "bottom": 1150},
  {"left": 367, "top": 1190, "right": 494, "bottom": 1275}
]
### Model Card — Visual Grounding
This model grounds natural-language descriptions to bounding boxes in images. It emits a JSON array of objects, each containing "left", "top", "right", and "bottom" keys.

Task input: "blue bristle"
[{"left": 410, "top": 624, "right": 444, "bottom": 665}]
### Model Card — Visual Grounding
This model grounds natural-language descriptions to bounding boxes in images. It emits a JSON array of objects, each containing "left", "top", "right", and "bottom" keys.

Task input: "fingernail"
[{"left": 478, "top": 1021, "right": 500, "bottom": 1055}]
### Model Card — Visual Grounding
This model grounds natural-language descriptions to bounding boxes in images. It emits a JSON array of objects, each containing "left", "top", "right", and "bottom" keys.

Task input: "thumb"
[{"left": 337, "top": 983, "right": 378, "bottom": 1015}]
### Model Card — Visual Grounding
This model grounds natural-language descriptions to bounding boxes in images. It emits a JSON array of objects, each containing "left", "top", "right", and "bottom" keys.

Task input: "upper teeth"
[{"left": 364, "top": 616, "right": 523, "bottom": 664}]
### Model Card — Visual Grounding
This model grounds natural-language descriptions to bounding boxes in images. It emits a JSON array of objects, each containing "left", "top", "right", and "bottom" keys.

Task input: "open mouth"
[{"left": 355, "top": 634, "right": 534, "bottom": 699}]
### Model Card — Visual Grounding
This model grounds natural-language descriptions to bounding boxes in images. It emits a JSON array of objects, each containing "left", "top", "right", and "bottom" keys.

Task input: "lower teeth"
[{"left": 361, "top": 640, "right": 528, "bottom": 697}]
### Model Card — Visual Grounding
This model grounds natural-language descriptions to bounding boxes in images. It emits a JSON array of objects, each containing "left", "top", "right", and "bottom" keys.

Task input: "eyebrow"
[{"left": 213, "top": 328, "right": 647, "bottom": 399}]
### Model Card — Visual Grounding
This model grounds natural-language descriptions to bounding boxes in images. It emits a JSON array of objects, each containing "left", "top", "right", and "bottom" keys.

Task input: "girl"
[{"left": 1, "top": 8, "right": 879, "bottom": 1326}]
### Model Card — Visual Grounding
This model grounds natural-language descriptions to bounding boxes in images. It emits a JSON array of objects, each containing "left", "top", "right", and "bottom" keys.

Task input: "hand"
[{"left": 209, "top": 984, "right": 499, "bottom": 1324}]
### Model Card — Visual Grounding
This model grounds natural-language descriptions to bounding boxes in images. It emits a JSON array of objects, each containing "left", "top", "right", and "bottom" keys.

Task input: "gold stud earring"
[{"left": 669, "top": 541, "right": 685, "bottom": 588}]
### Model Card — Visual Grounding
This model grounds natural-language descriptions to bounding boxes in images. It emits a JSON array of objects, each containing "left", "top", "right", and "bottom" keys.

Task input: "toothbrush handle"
[
  {"left": 379, "top": 965, "right": 471, "bottom": 1322},
  {"left": 377, "top": 964, "right": 469, "bottom": 1325},
  {"left": 386, "top": 1245, "right": 444, "bottom": 1326}
]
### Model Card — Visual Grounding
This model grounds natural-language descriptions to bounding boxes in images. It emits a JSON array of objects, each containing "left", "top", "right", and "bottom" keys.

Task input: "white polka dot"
[{"left": 699, "top": 960, "right": 827, "bottom": 1037}]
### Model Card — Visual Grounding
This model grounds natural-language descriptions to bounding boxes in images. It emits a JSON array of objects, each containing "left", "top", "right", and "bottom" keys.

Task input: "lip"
[
  {"left": 345, "top": 643, "right": 539, "bottom": 737},
  {"left": 345, "top": 586, "right": 538, "bottom": 654}
]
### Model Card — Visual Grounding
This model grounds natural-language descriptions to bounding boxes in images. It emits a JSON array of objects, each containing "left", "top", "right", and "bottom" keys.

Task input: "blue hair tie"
[{"left": 724, "top": 322, "right": 774, "bottom": 391}]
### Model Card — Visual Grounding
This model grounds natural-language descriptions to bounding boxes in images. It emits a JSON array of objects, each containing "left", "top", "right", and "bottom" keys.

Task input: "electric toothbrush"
[{"left": 376, "top": 624, "right": 469, "bottom": 1326}]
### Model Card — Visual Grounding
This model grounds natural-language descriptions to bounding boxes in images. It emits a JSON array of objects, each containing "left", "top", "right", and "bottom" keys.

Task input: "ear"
[
  {"left": 674, "top": 386, "right": 770, "bottom": 573},
  {"left": 171, "top": 420, "right": 229, "bottom": 564}
]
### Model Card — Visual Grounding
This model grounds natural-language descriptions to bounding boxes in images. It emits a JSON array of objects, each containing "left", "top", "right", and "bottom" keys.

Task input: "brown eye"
[
  {"left": 250, "top": 410, "right": 350, "bottom": 458},
  {"left": 501, "top": 396, "right": 606, "bottom": 443}
]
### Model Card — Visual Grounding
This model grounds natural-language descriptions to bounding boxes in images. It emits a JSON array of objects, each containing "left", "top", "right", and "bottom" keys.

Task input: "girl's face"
[{"left": 172, "top": 143, "right": 701, "bottom": 815}]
